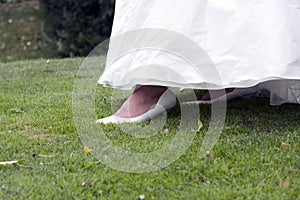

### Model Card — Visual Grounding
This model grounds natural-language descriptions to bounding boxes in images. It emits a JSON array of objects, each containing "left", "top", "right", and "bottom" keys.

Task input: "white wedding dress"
[{"left": 98, "top": 0, "right": 300, "bottom": 105}]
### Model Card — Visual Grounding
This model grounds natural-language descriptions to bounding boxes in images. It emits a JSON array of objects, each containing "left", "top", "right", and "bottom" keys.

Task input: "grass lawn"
[{"left": 0, "top": 58, "right": 299, "bottom": 199}]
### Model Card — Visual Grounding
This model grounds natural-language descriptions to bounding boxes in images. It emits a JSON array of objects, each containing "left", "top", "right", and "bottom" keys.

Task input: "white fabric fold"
[{"left": 99, "top": 0, "right": 300, "bottom": 105}]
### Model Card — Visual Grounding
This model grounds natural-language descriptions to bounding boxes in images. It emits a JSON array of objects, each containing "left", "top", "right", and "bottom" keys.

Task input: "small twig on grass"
[
  {"left": 32, "top": 153, "right": 54, "bottom": 158},
  {"left": 0, "top": 160, "right": 18, "bottom": 166}
]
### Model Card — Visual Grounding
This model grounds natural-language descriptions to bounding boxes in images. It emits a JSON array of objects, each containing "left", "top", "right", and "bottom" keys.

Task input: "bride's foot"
[
  {"left": 201, "top": 88, "right": 235, "bottom": 101},
  {"left": 115, "top": 86, "right": 167, "bottom": 118}
]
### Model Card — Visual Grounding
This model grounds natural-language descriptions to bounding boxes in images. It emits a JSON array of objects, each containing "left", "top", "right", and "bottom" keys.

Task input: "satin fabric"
[{"left": 98, "top": 0, "right": 300, "bottom": 105}]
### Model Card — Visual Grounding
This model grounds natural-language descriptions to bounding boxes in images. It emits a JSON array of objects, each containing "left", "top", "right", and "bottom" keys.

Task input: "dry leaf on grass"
[
  {"left": 84, "top": 146, "right": 91, "bottom": 156},
  {"left": 279, "top": 179, "right": 290, "bottom": 189},
  {"left": 281, "top": 142, "right": 291, "bottom": 147},
  {"left": 206, "top": 151, "right": 214, "bottom": 158},
  {"left": 198, "top": 175, "right": 204, "bottom": 181}
]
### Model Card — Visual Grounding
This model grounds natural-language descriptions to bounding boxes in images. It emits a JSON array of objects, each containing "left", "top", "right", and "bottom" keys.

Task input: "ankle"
[{"left": 134, "top": 86, "right": 167, "bottom": 98}]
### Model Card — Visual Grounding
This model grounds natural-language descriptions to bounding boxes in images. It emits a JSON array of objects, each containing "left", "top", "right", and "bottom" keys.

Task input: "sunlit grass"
[{"left": 0, "top": 58, "right": 299, "bottom": 199}]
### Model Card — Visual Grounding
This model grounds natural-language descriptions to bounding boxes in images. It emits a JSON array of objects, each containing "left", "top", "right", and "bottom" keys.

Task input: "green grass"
[{"left": 0, "top": 58, "right": 299, "bottom": 199}]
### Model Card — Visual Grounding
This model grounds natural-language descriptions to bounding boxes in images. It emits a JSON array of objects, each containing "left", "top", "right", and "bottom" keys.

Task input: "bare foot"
[
  {"left": 115, "top": 86, "right": 167, "bottom": 118},
  {"left": 201, "top": 88, "right": 235, "bottom": 101}
]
